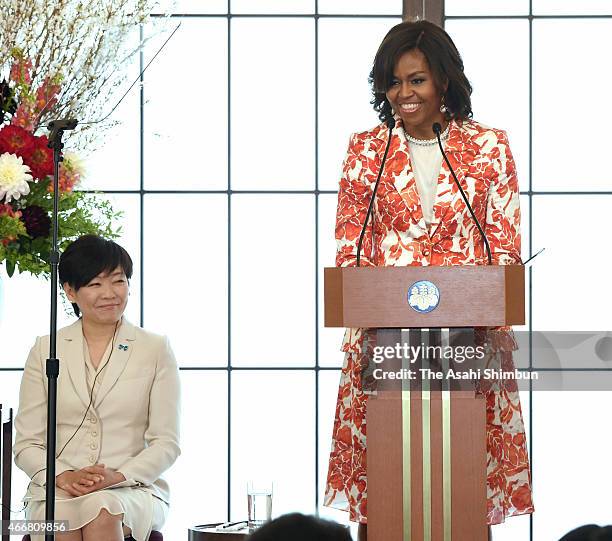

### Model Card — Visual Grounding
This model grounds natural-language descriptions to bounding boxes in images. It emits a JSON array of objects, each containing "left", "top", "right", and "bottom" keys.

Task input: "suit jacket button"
[
  {"left": 90, "top": 443, "right": 98, "bottom": 450},
  {"left": 89, "top": 456, "right": 95, "bottom": 463}
]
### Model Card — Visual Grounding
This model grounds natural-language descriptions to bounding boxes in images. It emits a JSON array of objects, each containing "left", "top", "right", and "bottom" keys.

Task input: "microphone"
[
  {"left": 47, "top": 118, "right": 78, "bottom": 131},
  {"left": 47, "top": 118, "right": 79, "bottom": 150},
  {"left": 432, "top": 122, "right": 492, "bottom": 265},
  {"left": 355, "top": 117, "right": 395, "bottom": 267},
  {"left": 522, "top": 246, "right": 545, "bottom": 265}
]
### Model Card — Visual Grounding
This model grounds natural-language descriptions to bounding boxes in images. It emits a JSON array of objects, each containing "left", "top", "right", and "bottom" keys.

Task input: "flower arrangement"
[
  {"left": 0, "top": 0, "right": 162, "bottom": 277},
  {"left": 0, "top": 51, "right": 118, "bottom": 277},
  {"left": 0, "top": 0, "right": 161, "bottom": 149}
]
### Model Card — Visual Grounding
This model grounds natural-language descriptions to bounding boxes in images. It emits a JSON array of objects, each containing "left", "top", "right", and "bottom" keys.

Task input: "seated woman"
[{"left": 13, "top": 235, "right": 181, "bottom": 541}]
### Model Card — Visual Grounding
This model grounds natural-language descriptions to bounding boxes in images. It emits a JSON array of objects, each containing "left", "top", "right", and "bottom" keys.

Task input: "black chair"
[{"left": 2, "top": 404, "right": 13, "bottom": 541}]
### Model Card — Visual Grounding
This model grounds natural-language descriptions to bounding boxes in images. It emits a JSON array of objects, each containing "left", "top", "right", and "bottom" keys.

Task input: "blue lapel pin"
[{"left": 118, "top": 344, "right": 129, "bottom": 351}]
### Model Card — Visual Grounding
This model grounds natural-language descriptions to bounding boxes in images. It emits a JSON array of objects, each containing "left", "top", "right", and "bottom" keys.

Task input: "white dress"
[
  {"left": 405, "top": 137, "right": 445, "bottom": 227},
  {"left": 24, "top": 336, "right": 168, "bottom": 541}
]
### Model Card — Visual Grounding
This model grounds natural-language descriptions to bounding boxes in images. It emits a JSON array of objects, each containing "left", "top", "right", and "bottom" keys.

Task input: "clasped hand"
[{"left": 56, "top": 464, "right": 126, "bottom": 497}]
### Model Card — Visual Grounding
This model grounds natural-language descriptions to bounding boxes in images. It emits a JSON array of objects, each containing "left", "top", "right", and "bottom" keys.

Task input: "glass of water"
[{"left": 247, "top": 480, "right": 273, "bottom": 530}]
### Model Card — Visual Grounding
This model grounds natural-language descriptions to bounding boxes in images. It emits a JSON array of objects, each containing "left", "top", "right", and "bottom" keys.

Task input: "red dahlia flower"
[
  {"left": 23, "top": 135, "right": 54, "bottom": 180},
  {"left": 0, "top": 125, "right": 35, "bottom": 155}
]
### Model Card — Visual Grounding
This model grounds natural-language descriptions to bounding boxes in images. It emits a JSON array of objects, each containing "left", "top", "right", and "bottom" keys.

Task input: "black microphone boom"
[
  {"left": 44, "top": 117, "right": 79, "bottom": 541},
  {"left": 356, "top": 117, "right": 395, "bottom": 267},
  {"left": 432, "top": 122, "right": 492, "bottom": 265}
]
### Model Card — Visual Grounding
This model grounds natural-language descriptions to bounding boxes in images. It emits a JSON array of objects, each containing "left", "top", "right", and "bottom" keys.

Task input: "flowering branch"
[{"left": 0, "top": 0, "right": 164, "bottom": 150}]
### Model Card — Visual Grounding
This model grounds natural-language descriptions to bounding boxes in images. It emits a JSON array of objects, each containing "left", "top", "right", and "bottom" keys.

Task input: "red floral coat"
[{"left": 324, "top": 116, "right": 534, "bottom": 525}]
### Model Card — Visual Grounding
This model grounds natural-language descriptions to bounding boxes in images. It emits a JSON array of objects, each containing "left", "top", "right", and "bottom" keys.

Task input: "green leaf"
[{"left": 6, "top": 258, "right": 15, "bottom": 277}]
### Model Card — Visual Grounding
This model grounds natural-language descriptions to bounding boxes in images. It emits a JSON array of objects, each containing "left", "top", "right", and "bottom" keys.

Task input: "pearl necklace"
[{"left": 403, "top": 123, "right": 450, "bottom": 146}]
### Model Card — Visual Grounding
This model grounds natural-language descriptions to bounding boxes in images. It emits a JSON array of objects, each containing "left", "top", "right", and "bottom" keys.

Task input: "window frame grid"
[
  {"left": 4, "top": 3, "right": 612, "bottom": 538},
  {"left": 445, "top": 4, "right": 612, "bottom": 540}
]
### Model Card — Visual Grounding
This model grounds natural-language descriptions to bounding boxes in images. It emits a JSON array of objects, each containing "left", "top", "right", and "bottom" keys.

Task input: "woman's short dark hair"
[
  {"left": 247, "top": 513, "right": 351, "bottom": 541},
  {"left": 369, "top": 20, "right": 473, "bottom": 126},
  {"left": 59, "top": 235, "right": 133, "bottom": 317}
]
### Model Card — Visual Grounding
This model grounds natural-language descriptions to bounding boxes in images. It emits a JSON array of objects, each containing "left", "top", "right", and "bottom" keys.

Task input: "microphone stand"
[
  {"left": 356, "top": 119, "right": 395, "bottom": 267},
  {"left": 432, "top": 122, "right": 492, "bottom": 265},
  {"left": 44, "top": 118, "right": 78, "bottom": 540}
]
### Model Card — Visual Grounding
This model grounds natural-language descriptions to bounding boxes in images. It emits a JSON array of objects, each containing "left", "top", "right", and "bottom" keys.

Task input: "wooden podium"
[{"left": 324, "top": 265, "right": 525, "bottom": 541}]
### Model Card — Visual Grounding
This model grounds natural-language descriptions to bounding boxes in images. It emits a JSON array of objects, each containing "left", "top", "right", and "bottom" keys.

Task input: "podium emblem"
[{"left": 407, "top": 280, "right": 440, "bottom": 313}]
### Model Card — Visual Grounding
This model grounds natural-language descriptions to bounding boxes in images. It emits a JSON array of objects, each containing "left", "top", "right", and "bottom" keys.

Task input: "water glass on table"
[{"left": 247, "top": 480, "right": 273, "bottom": 530}]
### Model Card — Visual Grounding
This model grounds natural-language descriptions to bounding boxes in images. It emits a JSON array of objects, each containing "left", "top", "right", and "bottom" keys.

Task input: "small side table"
[{"left": 188, "top": 523, "right": 250, "bottom": 541}]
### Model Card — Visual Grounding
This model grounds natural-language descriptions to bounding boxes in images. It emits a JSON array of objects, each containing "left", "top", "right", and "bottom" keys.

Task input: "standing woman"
[
  {"left": 324, "top": 20, "right": 534, "bottom": 540},
  {"left": 13, "top": 235, "right": 181, "bottom": 541}
]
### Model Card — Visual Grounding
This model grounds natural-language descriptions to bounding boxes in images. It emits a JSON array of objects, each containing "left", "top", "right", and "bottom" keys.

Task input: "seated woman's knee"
[{"left": 88, "top": 508, "right": 123, "bottom": 529}]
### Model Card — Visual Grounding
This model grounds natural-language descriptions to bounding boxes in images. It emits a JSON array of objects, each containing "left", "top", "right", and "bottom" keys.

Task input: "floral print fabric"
[{"left": 324, "top": 117, "right": 534, "bottom": 525}]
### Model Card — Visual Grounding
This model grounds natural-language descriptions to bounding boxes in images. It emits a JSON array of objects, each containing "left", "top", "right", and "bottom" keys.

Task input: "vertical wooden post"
[{"left": 403, "top": 0, "right": 444, "bottom": 26}]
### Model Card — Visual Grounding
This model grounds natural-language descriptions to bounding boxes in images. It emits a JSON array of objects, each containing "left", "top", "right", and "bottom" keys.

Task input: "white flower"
[
  {"left": 63, "top": 151, "right": 86, "bottom": 178},
  {"left": 0, "top": 152, "right": 32, "bottom": 202}
]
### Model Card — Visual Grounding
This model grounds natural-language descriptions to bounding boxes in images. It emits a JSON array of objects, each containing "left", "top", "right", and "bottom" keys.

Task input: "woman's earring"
[{"left": 439, "top": 96, "right": 448, "bottom": 113}]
